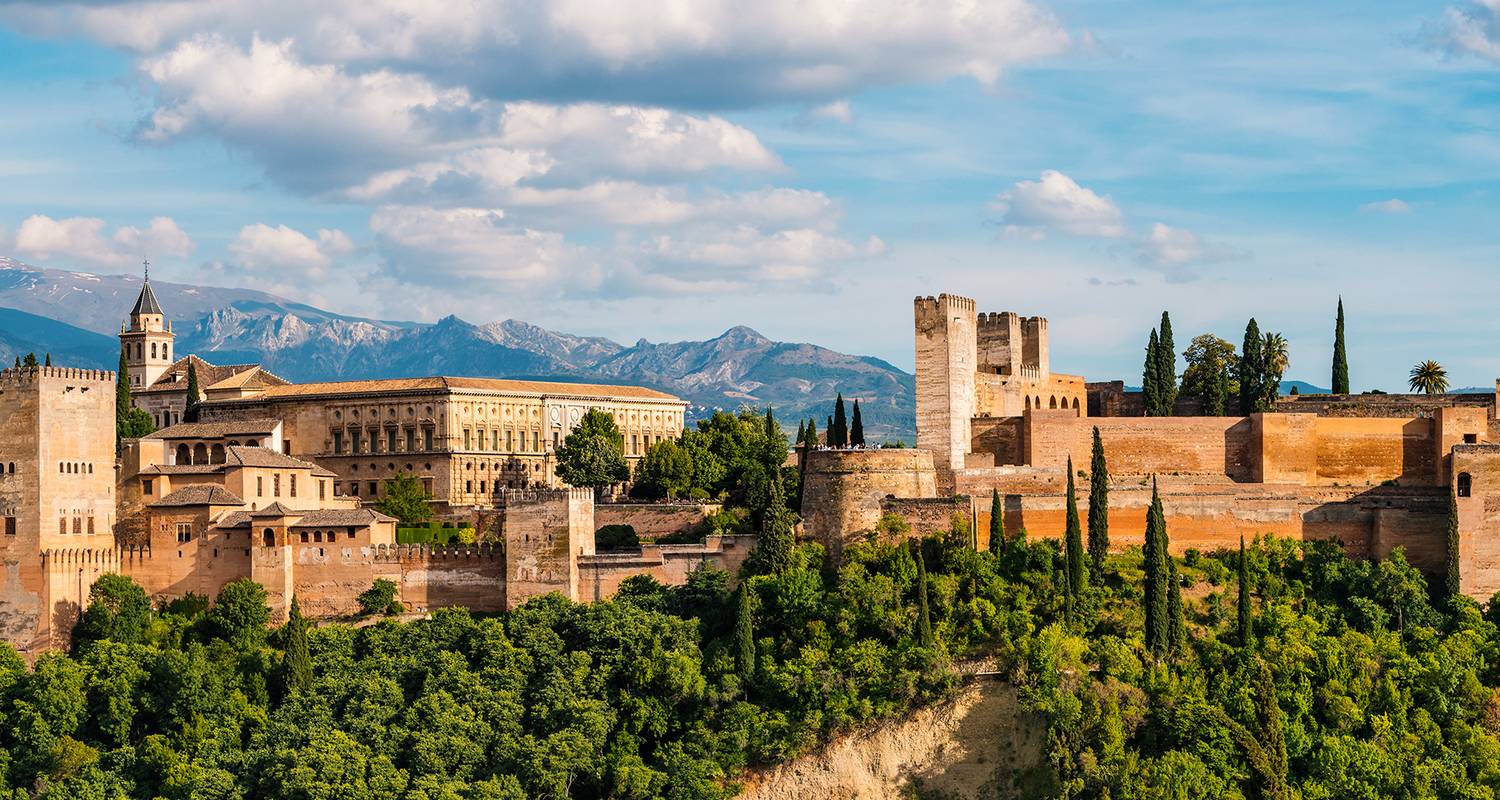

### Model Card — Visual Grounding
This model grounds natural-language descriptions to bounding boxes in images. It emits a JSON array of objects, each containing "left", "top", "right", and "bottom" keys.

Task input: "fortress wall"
[
  {"left": 879, "top": 496, "right": 972, "bottom": 540},
  {"left": 970, "top": 417, "right": 1023, "bottom": 467},
  {"left": 1022, "top": 412, "right": 1254, "bottom": 478},
  {"left": 126, "top": 521, "right": 255, "bottom": 603},
  {"left": 801, "top": 449, "right": 939, "bottom": 558},
  {"left": 501, "top": 488, "right": 593, "bottom": 610},
  {"left": 1259, "top": 415, "right": 1437, "bottom": 486},
  {"left": 594, "top": 502, "right": 721, "bottom": 539},
  {"left": 577, "top": 535, "right": 756, "bottom": 601},
  {"left": 1454, "top": 447, "right": 1500, "bottom": 599},
  {"left": 250, "top": 543, "right": 506, "bottom": 619}
]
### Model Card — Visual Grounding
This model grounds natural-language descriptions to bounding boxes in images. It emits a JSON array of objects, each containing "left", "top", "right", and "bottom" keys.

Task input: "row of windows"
[
  {"left": 333, "top": 427, "right": 435, "bottom": 455},
  {"left": 462, "top": 428, "right": 544, "bottom": 453},
  {"left": 1, "top": 463, "right": 13, "bottom": 475},
  {"left": 463, "top": 479, "right": 535, "bottom": 495},
  {"left": 58, "top": 462, "right": 95, "bottom": 475},
  {"left": 349, "top": 478, "right": 433, "bottom": 497},
  {"left": 174, "top": 442, "right": 262, "bottom": 465},
  {"left": 59, "top": 516, "right": 97, "bottom": 535},
  {"left": 123, "top": 340, "right": 170, "bottom": 362},
  {"left": 334, "top": 406, "right": 435, "bottom": 422}
]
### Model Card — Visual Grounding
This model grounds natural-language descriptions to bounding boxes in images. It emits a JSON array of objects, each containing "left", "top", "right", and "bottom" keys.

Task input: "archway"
[
  {"left": 1049, "top": 396, "right": 1057, "bottom": 409},
  {"left": 193, "top": 443, "right": 208, "bottom": 464},
  {"left": 175, "top": 444, "right": 191, "bottom": 465},
  {"left": 210, "top": 444, "right": 225, "bottom": 464},
  {"left": 262, "top": 529, "right": 275, "bottom": 547}
]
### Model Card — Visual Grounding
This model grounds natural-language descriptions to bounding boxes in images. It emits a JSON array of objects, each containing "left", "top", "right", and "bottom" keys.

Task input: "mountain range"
[{"left": 0, "top": 257, "right": 916, "bottom": 441}]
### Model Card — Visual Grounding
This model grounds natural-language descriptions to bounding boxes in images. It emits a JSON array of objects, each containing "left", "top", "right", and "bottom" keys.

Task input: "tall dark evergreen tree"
[
  {"left": 1143, "top": 329, "right": 1162, "bottom": 416},
  {"left": 1238, "top": 536, "right": 1254, "bottom": 648},
  {"left": 1447, "top": 489, "right": 1462, "bottom": 599},
  {"left": 755, "top": 472, "right": 795, "bottom": 575},
  {"left": 184, "top": 361, "right": 202, "bottom": 423},
  {"left": 831, "top": 394, "right": 848, "bottom": 448},
  {"left": 1157, "top": 311, "right": 1177, "bottom": 415},
  {"left": 826, "top": 416, "right": 833, "bottom": 444},
  {"left": 1253, "top": 661, "right": 1290, "bottom": 800},
  {"left": 22, "top": 353, "right": 37, "bottom": 368},
  {"left": 1087, "top": 427, "right": 1110, "bottom": 582},
  {"left": 795, "top": 419, "right": 806, "bottom": 446},
  {"left": 281, "top": 596, "right": 312, "bottom": 698},
  {"left": 736, "top": 587, "right": 756, "bottom": 688},
  {"left": 913, "top": 541, "right": 933, "bottom": 647},
  {"left": 806, "top": 417, "right": 819, "bottom": 448},
  {"left": 1143, "top": 479, "right": 1170, "bottom": 658},
  {"left": 1166, "top": 556, "right": 1186, "bottom": 656},
  {"left": 1332, "top": 297, "right": 1350, "bottom": 395},
  {"left": 1064, "top": 458, "right": 1085, "bottom": 597},
  {"left": 1239, "top": 319, "right": 1264, "bottom": 415},
  {"left": 849, "top": 400, "right": 865, "bottom": 446},
  {"left": 43, "top": 353, "right": 51, "bottom": 367},
  {"left": 988, "top": 488, "right": 1005, "bottom": 556}
]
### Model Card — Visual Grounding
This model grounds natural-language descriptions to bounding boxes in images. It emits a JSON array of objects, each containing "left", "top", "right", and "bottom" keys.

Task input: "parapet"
[
  {"left": 0, "top": 366, "right": 117, "bottom": 387},
  {"left": 501, "top": 487, "right": 594, "bottom": 506},
  {"left": 914, "top": 293, "right": 977, "bottom": 312}
]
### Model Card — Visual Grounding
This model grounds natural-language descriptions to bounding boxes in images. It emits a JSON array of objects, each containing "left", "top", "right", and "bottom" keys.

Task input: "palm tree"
[
  {"left": 1259, "top": 332, "right": 1290, "bottom": 407},
  {"left": 1409, "top": 360, "right": 1449, "bottom": 395}
]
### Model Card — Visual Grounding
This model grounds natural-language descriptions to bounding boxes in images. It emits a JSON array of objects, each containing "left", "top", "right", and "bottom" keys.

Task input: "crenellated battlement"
[{"left": 0, "top": 366, "right": 116, "bottom": 386}]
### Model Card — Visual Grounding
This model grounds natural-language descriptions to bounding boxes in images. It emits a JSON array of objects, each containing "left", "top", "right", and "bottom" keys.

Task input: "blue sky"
[{"left": 2, "top": 0, "right": 1499, "bottom": 392}]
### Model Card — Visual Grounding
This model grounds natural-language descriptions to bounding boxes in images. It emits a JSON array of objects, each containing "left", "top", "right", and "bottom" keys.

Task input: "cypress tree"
[
  {"left": 1064, "top": 457, "right": 1085, "bottom": 596},
  {"left": 281, "top": 596, "right": 312, "bottom": 697},
  {"left": 1143, "top": 329, "right": 1161, "bottom": 416},
  {"left": 736, "top": 587, "right": 756, "bottom": 687},
  {"left": 1447, "top": 489, "right": 1462, "bottom": 599},
  {"left": 1087, "top": 428, "right": 1110, "bottom": 583},
  {"left": 1238, "top": 536, "right": 1254, "bottom": 648},
  {"left": 22, "top": 353, "right": 37, "bottom": 368},
  {"left": 850, "top": 400, "right": 865, "bottom": 446},
  {"left": 1144, "top": 479, "right": 1170, "bottom": 658},
  {"left": 988, "top": 488, "right": 1005, "bottom": 556},
  {"left": 826, "top": 416, "right": 834, "bottom": 446},
  {"left": 831, "top": 394, "right": 848, "bottom": 448},
  {"left": 806, "top": 417, "right": 819, "bottom": 447},
  {"left": 184, "top": 361, "right": 201, "bottom": 423},
  {"left": 1253, "top": 661, "right": 1290, "bottom": 800},
  {"left": 913, "top": 540, "right": 933, "bottom": 648},
  {"left": 1332, "top": 297, "right": 1350, "bottom": 394},
  {"left": 43, "top": 353, "right": 51, "bottom": 367},
  {"left": 1167, "top": 556, "right": 1186, "bottom": 656},
  {"left": 1239, "top": 319, "right": 1264, "bottom": 415},
  {"left": 756, "top": 472, "right": 795, "bottom": 575},
  {"left": 795, "top": 419, "right": 806, "bottom": 446},
  {"left": 1157, "top": 311, "right": 1177, "bottom": 415}
]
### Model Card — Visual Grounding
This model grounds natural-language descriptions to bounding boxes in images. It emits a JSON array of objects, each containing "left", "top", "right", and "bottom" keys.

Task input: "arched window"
[
  {"left": 210, "top": 444, "right": 225, "bottom": 464},
  {"left": 193, "top": 443, "right": 208, "bottom": 464},
  {"left": 1072, "top": 398, "right": 1080, "bottom": 412},
  {"left": 1025, "top": 396, "right": 1032, "bottom": 410},
  {"left": 1458, "top": 472, "right": 1473, "bottom": 498},
  {"left": 1049, "top": 396, "right": 1058, "bottom": 409},
  {"left": 175, "top": 444, "right": 190, "bottom": 465},
  {"left": 150, "top": 342, "right": 157, "bottom": 359},
  {"left": 263, "top": 529, "right": 275, "bottom": 547}
]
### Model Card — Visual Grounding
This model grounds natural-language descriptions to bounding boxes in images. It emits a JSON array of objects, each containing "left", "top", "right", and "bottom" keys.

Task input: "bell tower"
[{"left": 119, "top": 259, "right": 174, "bottom": 389}]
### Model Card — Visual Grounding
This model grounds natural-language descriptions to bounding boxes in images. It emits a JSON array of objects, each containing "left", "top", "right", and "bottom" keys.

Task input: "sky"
[{"left": 2, "top": 0, "right": 1500, "bottom": 392}]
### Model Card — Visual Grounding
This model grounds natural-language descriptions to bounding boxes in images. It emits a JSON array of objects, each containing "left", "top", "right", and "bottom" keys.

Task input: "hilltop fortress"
[{"left": 804, "top": 292, "right": 1500, "bottom": 599}]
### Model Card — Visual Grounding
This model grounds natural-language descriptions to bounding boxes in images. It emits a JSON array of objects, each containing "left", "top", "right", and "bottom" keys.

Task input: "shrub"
[
  {"left": 357, "top": 579, "right": 403, "bottom": 616},
  {"left": 596, "top": 524, "right": 640, "bottom": 550}
]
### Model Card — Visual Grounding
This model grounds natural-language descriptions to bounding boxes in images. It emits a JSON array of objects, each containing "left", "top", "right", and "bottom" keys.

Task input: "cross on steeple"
[{"left": 143, "top": 257, "right": 150, "bottom": 283}]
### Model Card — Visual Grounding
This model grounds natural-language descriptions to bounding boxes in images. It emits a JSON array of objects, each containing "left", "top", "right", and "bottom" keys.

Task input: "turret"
[{"left": 119, "top": 259, "right": 175, "bottom": 388}]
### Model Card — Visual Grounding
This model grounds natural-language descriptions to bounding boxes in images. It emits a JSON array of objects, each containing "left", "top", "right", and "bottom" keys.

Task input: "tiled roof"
[
  {"left": 205, "top": 366, "right": 289, "bottom": 392},
  {"left": 224, "top": 446, "right": 337, "bottom": 475},
  {"left": 149, "top": 484, "right": 244, "bottom": 507},
  {"left": 146, "top": 418, "right": 282, "bottom": 440},
  {"left": 139, "top": 355, "right": 265, "bottom": 394},
  {"left": 234, "top": 376, "right": 682, "bottom": 402},
  {"left": 141, "top": 464, "right": 223, "bottom": 475},
  {"left": 217, "top": 507, "right": 395, "bottom": 528},
  {"left": 251, "top": 502, "right": 296, "bottom": 517},
  {"left": 131, "top": 280, "right": 163, "bottom": 316}
]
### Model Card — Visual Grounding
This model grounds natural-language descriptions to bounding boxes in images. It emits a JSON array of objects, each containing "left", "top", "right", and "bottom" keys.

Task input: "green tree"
[
  {"left": 72, "top": 574, "right": 151, "bottom": 649},
  {"left": 1142, "top": 328, "right": 1162, "bottom": 416},
  {"left": 114, "top": 350, "right": 157, "bottom": 441},
  {"left": 206, "top": 579, "right": 270, "bottom": 649},
  {"left": 1181, "top": 334, "right": 1236, "bottom": 416},
  {"left": 1157, "top": 311, "right": 1177, "bottom": 415},
  {"left": 44, "top": 353, "right": 51, "bottom": 366},
  {"left": 555, "top": 409, "right": 630, "bottom": 492},
  {"left": 1252, "top": 662, "right": 1290, "bottom": 800},
  {"left": 1332, "top": 297, "right": 1350, "bottom": 394},
  {"left": 357, "top": 578, "right": 402, "bottom": 616},
  {"left": 1238, "top": 318, "right": 1264, "bottom": 415},
  {"left": 1408, "top": 359, "right": 1449, "bottom": 395},
  {"left": 1166, "top": 556, "right": 1185, "bottom": 656},
  {"left": 913, "top": 541, "right": 933, "bottom": 648},
  {"left": 1259, "top": 332, "right": 1289, "bottom": 409},
  {"left": 1238, "top": 536, "right": 1253, "bottom": 648},
  {"left": 373, "top": 471, "right": 433, "bottom": 523},
  {"left": 183, "top": 361, "right": 201, "bottom": 423},
  {"left": 805, "top": 417, "right": 818, "bottom": 448},
  {"left": 831, "top": 394, "right": 848, "bottom": 448},
  {"left": 850, "top": 400, "right": 865, "bottom": 446},
  {"left": 1087, "top": 428, "right": 1109, "bottom": 582},
  {"left": 1447, "top": 489, "right": 1462, "bottom": 599},
  {"left": 753, "top": 472, "right": 794, "bottom": 575},
  {"left": 988, "top": 488, "right": 1005, "bottom": 556},
  {"left": 280, "top": 596, "right": 312, "bottom": 698},
  {"left": 1143, "top": 479, "right": 1170, "bottom": 658},
  {"left": 633, "top": 439, "right": 694, "bottom": 499},
  {"left": 23, "top": 352, "right": 37, "bottom": 368},
  {"left": 1063, "top": 458, "right": 1085, "bottom": 597},
  {"left": 735, "top": 587, "right": 755, "bottom": 689}
]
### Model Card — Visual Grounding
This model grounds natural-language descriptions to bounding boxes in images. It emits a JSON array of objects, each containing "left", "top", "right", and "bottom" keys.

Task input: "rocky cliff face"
[
  {"left": 737, "top": 680, "right": 1050, "bottom": 800},
  {"left": 0, "top": 257, "right": 916, "bottom": 439}
]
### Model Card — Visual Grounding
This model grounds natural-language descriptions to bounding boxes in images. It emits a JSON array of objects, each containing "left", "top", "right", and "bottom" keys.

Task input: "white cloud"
[
  {"left": 1132, "top": 222, "right": 1244, "bottom": 281},
  {"left": 229, "top": 223, "right": 355, "bottom": 276},
  {"left": 14, "top": 214, "right": 192, "bottom": 268},
  {"left": 5, "top": 0, "right": 1069, "bottom": 107},
  {"left": 800, "top": 99, "right": 854, "bottom": 124},
  {"left": 1359, "top": 198, "right": 1413, "bottom": 214},
  {"left": 369, "top": 205, "right": 596, "bottom": 289},
  {"left": 990, "top": 170, "right": 1127, "bottom": 239},
  {"left": 1439, "top": 2, "right": 1500, "bottom": 63}
]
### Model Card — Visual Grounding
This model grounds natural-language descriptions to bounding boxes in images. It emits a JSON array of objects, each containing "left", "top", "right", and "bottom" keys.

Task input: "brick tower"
[{"left": 914, "top": 294, "right": 977, "bottom": 492}]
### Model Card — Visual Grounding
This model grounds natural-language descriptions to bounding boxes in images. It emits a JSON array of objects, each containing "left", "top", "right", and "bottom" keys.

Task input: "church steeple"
[{"left": 120, "top": 258, "right": 174, "bottom": 388}]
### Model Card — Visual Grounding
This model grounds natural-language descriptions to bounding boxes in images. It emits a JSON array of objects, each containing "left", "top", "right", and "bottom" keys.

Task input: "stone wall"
[
  {"left": 499, "top": 488, "right": 594, "bottom": 610},
  {"left": 915, "top": 295, "right": 977, "bottom": 489},
  {"left": 1256, "top": 414, "right": 1438, "bottom": 486},
  {"left": 593, "top": 502, "right": 721, "bottom": 539},
  {"left": 801, "top": 449, "right": 939, "bottom": 560},
  {"left": 1018, "top": 412, "right": 1254, "bottom": 478},
  {"left": 577, "top": 535, "right": 756, "bottom": 600},
  {"left": 879, "top": 496, "right": 973, "bottom": 540}
]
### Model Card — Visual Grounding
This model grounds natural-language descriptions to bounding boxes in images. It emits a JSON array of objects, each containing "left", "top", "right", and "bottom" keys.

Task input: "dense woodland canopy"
[{"left": 5, "top": 511, "right": 1500, "bottom": 798}]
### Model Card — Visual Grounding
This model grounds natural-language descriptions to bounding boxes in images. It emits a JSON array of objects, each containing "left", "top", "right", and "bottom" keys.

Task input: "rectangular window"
[
  {"left": 143, "top": 479, "right": 153, "bottom": 496},
  {"left": 370, "top": 430, "right": 380, "bottom": 454},
  {"left": 1466, "top": 433, "right": 1479, "bottom": 444},
  {"left": 464, "top": 429, "right": 472, "bottom": 449},
  {"left": 552, "top": 431, "right": 560, "bottom": 450},
  {"left": 352, "top": 430, "right": 362, "bottom": 454},
  {"left": 72, "top": 517, "right": 81, "bottom": 534},
  {"left": 290, "top": 475, "right": 297, "bottom": 497},
  {"left": 176, "top": 522, "right": 192, "bottom": 544},
  {"left": 632, "top": 434, "right": 639, "bottom": 455},
  {"left": 319, "top": 480, "right": 326, "bottom": 500},
  {"left": 423, "top": 428, "right": 434, "bottom": 451},
  {"left": 422, "top": 478, "right": 433, "bottom": 495},
  {"left": 88, "top": 517, "right": 94, "bottom": 535},
  {"left": 257, "top": 476, "right": 264, "bottom": 496},
  {"left": 480, "top": 480, "right": 487, "bottom": 494},
  {"left": 465, "top": 480, "right": 473, "bottom": 493},
  {"left": 387, "top": 428, "right": 397, "bottom": 452},
  {"left": 332, "top": 430, "right": 344, "bottom": 454},
  {"left": 405, "top": 428, "right": 415, "bottom": 452},
  {"left": 368, "top": 481, "right": 378, "bottom": 496},
  {"left": 59, "top": 518, "right": 66, "bottom": 536},
  {"left": 533, "top": 431, "right": 539, "bottom": 451},
  {"left": 3, "top": 517, "right": 14, "bottom": 536},
  {"left": 350, "top": 482, "right": 360, "bottom": 496},
  {"left": 273, "top": 474, "right": 281, "bottom": 497},
  {"left": 506, "top": 430, "right": 513, "bottom": 450}
]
